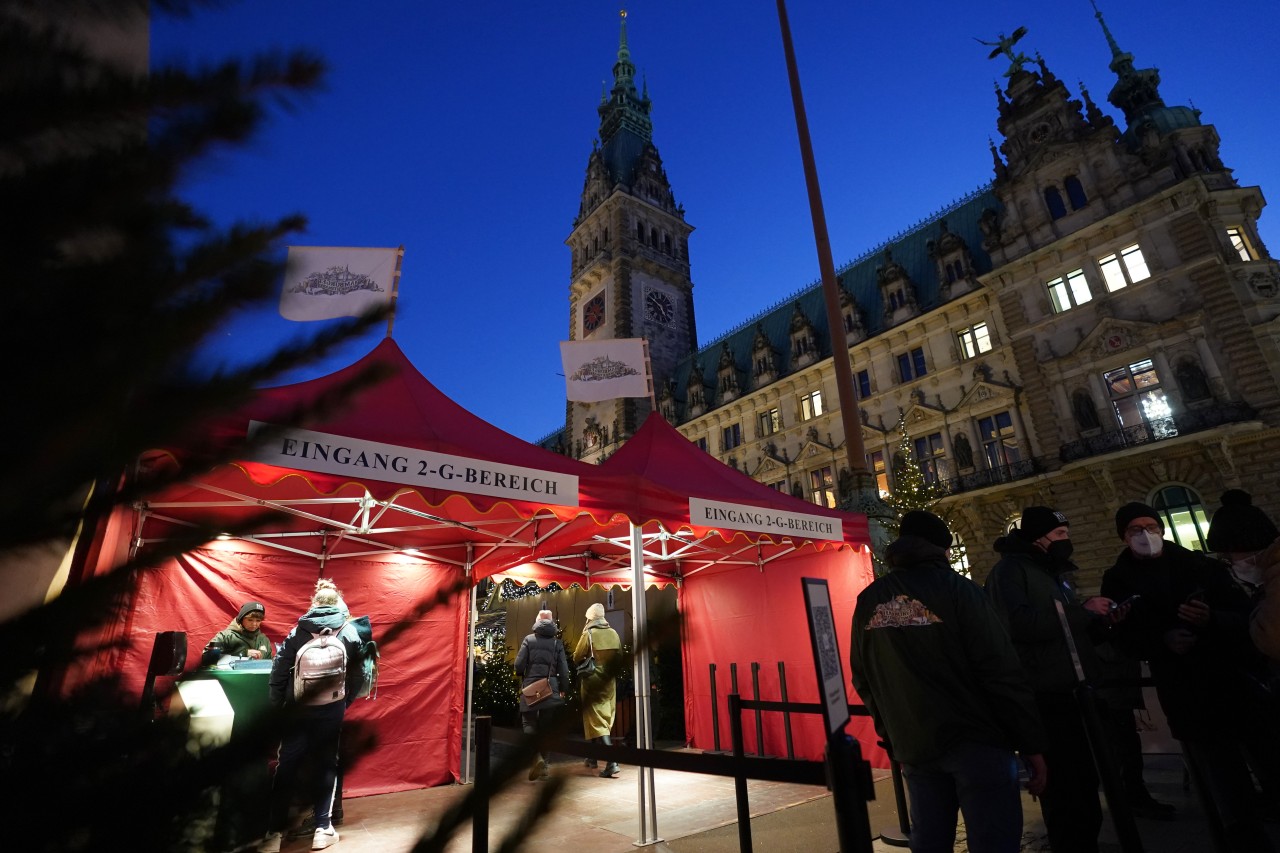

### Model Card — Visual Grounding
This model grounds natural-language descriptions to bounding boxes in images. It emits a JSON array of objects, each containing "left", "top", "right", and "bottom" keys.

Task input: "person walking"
[
  {"left": 985, "top": 506, "right": 1119, "bottom": 853},
  {"left": 259, "top": 579, "right": 366, "bottom": 853},
  {"left": 850, "top": 510, "right": 1048, "bottom": 852},
  {"left": 574, "top": 602, "right": 623, "bottom": 778},
  {"left": 514, "top": 609, "right": 571, "bottom": 781}
]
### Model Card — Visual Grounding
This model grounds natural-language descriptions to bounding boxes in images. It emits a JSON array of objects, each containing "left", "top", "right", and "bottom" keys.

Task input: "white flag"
[
  {"left": 279, "top": 246, "right": 400, "bottom": 321},
  {"left": 560, "top": 338, "right": 651, "bottom": 403}
]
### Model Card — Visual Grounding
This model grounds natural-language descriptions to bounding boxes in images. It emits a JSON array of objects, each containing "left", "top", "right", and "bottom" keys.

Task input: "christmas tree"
[{"left": 875, "top": 414, "right": 949, "bottom": 573}]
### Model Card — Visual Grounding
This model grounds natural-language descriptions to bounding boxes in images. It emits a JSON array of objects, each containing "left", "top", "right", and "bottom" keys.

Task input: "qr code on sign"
[{"left": 814, "top": 605, "right": 840, "bottom": 678}]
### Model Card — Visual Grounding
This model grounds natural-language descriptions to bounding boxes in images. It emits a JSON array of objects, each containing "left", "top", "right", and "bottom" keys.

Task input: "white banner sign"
[
  {"left": 279, "top": 246, "right": 399, "bottom": 321},
  {"left": 560, "top": 338, "right": 651, "bottom": 402},
  {"left": 246, "top": 422, "right": 578, "bottom": 506},
  {"left": 689, "top": 496, "right": 843, "bottom": 542}
]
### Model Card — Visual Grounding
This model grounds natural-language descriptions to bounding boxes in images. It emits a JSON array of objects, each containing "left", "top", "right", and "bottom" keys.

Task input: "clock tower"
[{"left": 565, "top": 12, "right": 696, "bottom": 461}]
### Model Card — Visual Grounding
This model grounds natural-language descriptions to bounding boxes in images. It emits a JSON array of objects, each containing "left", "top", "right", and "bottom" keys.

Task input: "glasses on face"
[{"left": 1126, "top": 524, "right": 1162, "bottom": 537}]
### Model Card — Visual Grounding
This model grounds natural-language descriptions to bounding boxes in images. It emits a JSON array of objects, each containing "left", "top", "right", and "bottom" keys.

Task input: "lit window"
[
  {"left": 758, "top": 408, "right": 781, "bottom": 436},
  {"left": 977, "top": 411, "right": 1021, "bottom": 469},
  {"left": 800, "top": 390, "right": 825, "bottom": 420},
  {"left": 721, "top": 423, "right": 742, "bottom": 451},
  {"left": 913, "top": 432, "right": 946, "bottom": 484},
  {"left": 809, "top": 466, "right": 836, "bottom": 508},
  {"left": 868, "top": 450, "right": 889, "bottom": 497},
  {"left": 1227, "top": 227, "right": 1257, "bottom": 262},
  {"left": 1047, "top": 269, "right": 1091, "bottom": 313},
  {"left": 950, "top": 535, "right": 971, "bottom": 577},
  {"left": 897, "top": 347, "right": 927, "bottom": 382},
  {"left": 1098, "top": 244, "right": 1151, "bottom": 292},
  {"left": 856, "top": 369, "right": 871, "bottom": 399},
  {"left": 1104, "top": 358, "right": 1178, "bottom": 442},
  {"left": 957, "top": 323, "right": 993, "bottom": 359},
  {"left": 1152, "top": 485, "right": 1209, "bottom": 552}
]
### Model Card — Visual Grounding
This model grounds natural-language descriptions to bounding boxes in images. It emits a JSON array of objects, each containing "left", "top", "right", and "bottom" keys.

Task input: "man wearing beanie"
[
  {"left": 985, "top": 506, "right": 1117, "bottom": 853},
  {"left": 204, "top": 600, "right": 273, "bottom": 661},
  {"left": 851, "top": 510, "right": 1047, "bottom": 852},
  {"left": 1103, "top": 499, "right": 1276, "bottom": 850}
]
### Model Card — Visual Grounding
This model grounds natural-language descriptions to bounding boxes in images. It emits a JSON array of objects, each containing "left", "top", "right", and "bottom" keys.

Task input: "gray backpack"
[{"left": 292, "top": 627, "right": 347, "bottom": 705}]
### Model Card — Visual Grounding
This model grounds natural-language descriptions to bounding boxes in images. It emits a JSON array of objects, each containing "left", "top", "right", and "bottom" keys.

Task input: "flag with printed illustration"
[
  {"left": 279, "top": 246, "right": 401, "bottom": 321},
  {"left": 560, "top": 338, "right": 651, "bottom": 402}
]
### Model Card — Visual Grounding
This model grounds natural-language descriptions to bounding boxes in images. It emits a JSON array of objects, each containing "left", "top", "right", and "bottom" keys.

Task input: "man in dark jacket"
[
  {"left": 259, "top": 580, "right": 364, "bottom": 853},
  {"left": 985, "top": 506, "right": 1118, "bottom": 853},
  {"left": 851, "top": 510, "right": 1047, "bottom": 852},
  {"left": 1103, "top": 501, "right": 1274, "bottom": 851}
]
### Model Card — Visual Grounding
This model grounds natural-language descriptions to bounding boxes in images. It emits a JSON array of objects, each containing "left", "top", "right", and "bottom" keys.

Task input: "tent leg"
[
  {"left": 630, "top": 523, "right": 662, "bottom": 846},
  {"left": 462, "top": 560, "right": 476, "bottom": 785}
]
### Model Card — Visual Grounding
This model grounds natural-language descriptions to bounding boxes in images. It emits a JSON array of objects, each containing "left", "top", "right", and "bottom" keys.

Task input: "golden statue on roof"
[{"left": 975, "top": 26, "right": 1031, "bottom": 77}]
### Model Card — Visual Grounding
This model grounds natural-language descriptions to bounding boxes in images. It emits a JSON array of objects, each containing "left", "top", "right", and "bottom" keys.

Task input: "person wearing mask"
[
  {"left": 259, "top": 580, "right": 365, "bottom": 853},
  {"left": 1102, "top": 501, "right": 1274, "bottom": 851},
  {"left": 985, "top": 506, "right": 1119, "bottom": 853},
  {"left": 514, "top": 609, "right": 571, "bottom": 782},
  {"left": 574, "top": 602, "right": 623, "bottom": 778},
  {"left": 851, "top": 511, "right": 1048, "bottom": 852},
  {"left": 204, "top": 601, "right": 273, "bottom": 662},
  {"left": 1206, "top": 489, "right": 1280, "bottom": 660}
]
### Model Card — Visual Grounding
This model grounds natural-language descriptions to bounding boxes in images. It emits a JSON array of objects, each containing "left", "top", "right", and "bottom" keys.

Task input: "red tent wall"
[
  {"left": 679, "top": 546, "right": 888, "bottom": 768},
  {"left": 116, "top": 544, "right": 465, "bottom": 795}
]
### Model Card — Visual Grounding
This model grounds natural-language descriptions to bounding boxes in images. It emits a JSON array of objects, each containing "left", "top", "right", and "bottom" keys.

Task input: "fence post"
[
  {"left": 728, "top": 693, "right": 753, "bottom": 853},
  {"left": 473, "top": 715, "right": 490, "bottom": 853},
  {"left": 879, "top": 755, "right": 909, "bottom": 848},
  {"left": 710, "top": 663, "right": 722, "bottom": 752},
  {"left": 827, "top": 733, "right": 875, "bottom": 853},
  {"left": 750, "top": 662, "right": 768, "bottom": 758},
  {"left": 777, "top": 661, "right": 795, "bottom": 759}
]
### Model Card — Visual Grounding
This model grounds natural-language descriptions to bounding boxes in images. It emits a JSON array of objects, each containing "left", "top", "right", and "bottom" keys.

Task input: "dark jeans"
[
  {"left": 1036, "top": 694, "right": 1102, "bottom": 853},
  {"left": 901, "top": 741, "right": 1023, "bottom": 853},
  {"left": 1183, "top": 738, "right": 1276, "bottom": 852},
  {"left": 266, "top": 701, "right": 344, "bottom": 834}
]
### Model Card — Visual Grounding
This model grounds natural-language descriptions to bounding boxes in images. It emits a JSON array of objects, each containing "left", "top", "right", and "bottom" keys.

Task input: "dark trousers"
[
  {"left": 1036, "top": 694, "right": 1102, "bottom": 853},
  {"left": 1098, "top": 704, "right": 1149, "bottom": 801},
  {"left": 266, "top": 701, "right": 344, "bottom": 834},
  {"left": 901, "top": 741, "right": 1024, "bottom": 853}
]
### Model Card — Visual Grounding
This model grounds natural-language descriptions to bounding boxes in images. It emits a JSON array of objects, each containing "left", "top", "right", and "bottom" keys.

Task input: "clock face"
[
  {"left": 583, "top": 294, "right": 606, "bottom": 334},
  {"left": 644, "top": 289, "right": 675, "bottom": 326}
]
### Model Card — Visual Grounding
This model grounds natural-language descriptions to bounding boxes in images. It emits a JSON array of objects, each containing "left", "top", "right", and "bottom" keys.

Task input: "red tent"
[
  {"left": 493, "top": 414, "right": 885, "bottom": 768},
  {"left": 80, "top": 339, "right": 624, "bottom": 796}
]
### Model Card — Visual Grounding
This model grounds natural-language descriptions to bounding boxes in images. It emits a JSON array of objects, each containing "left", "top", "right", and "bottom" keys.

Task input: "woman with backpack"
[
  {"left": 259, "top": 579, "right": 365, "bottom": 852},
  {"left": 514, "top": 609, "right": 571, "bottom": 781}
]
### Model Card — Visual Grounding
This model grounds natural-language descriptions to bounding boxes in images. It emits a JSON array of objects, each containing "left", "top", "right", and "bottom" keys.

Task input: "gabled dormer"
[
  {"left": 685, "top": 361, "right": 708, "bottom": 418},
  {"left": 716, "top": 341, "right": 741, "bottom": 402},
  {"left": 927, "top": 220, "right": 979, "bottom": 301},
  {"left": 838, "top": 283, "right": 866, "bottom": 345},
  {"left": 788, "top": 302, "right": 820, "bottom": 369},
  {"left": 877, "top": 249, "right": 920, "bottom": 325},
  {"left": 750, "top": 322, "right": 780, "bottom": 386},
  {"left": 658, "top": 378, "right": 678, "bottom": 423}
]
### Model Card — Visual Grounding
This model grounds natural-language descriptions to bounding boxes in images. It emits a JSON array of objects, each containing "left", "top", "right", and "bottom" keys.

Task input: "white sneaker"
[
  {"left": 312, "top": 824, "right": 339, "bottom": 850},
  {"left": 257, "top": 832, "right": 283, "bottom": 853}
]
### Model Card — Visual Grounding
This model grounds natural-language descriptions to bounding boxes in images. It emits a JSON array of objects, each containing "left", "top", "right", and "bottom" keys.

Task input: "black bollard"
[
  {"left": 879, "top": 753, "right": 909, "bottom": 848},
  {"left": 474, "top": 715, "right": 491, "bottom": 853},
  {"left": 728, "top": 693, "right": 753, "bottom": 853},
  {"left": 827, "top": 732, "right": 876, "bottom": 853},
  {"left": 750, "top": 662, "right": 767, "bottom": 758},
  {"left": 777, "top": 661, "right": 795, "bottom": 760},
  {"left": 710, "top": 663, "right": 722, "bottom": 753}
]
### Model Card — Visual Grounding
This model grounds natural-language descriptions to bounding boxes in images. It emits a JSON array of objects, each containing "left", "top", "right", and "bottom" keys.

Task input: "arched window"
[
  {"left": 1065, "top": 176, "right": 1088, "bottom": 210},
  {"left": 1151, "top": 485, "right": 1210, "bottom": 551},
  {"left": 950, "top": 534, "right": 971, "bottom": 578},
  {"left": 1045, "top": 186, "right": 1067, "bottom": 220}
]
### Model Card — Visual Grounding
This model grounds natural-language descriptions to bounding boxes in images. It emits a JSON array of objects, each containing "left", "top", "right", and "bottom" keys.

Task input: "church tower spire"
[
  {"left": 1091, "top": 0, "right": 1165, "bottom": 125},
  {"left": 563, "top": 11, "right": 696, "bottom": 462}
]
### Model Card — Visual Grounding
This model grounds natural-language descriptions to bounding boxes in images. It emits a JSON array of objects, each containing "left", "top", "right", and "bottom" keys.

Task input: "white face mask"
[
  {"left": 1230, "top": 554, "right": 1263, "bottom": 586},
  {"left": 1128, "top": 531, "right": 1164, "bottom": 558}
]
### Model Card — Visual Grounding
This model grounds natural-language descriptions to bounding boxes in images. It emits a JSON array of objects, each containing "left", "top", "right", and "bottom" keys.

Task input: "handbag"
[
  {"left": 521, "top": 676, "right": 553, "bottom": 705},
  {"left": 576, "top": 627, "right": 597, "bottom": 677}
]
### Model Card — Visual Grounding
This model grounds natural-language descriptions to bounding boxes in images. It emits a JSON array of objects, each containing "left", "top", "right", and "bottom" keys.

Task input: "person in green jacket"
[
  {"left": 204, "top": 601, "right": 274, "bottom": 661},
  {"left": 851, "top": 510, "right": 1047, "bottom": 852}
]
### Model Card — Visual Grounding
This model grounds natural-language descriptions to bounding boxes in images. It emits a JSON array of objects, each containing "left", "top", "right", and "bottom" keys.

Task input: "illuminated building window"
[
  {"left": 809, "top": 465, "right": 836, "bottom": 508},
  {"left": 1047, "top": 268, "right": 1091, "bottom": 313},
  {"left": 1104, "top": 358, "right": 1178, "bottom": 441},
  {"left": 957, "top": 322, "right": 993, "bottom": 359},
  {"left": 1098, "top": 244, "right": 1151, "bottom": 292},
  {"left": 1151, "top": 485, "right": 1209, "bottom": 552},
  {"left": 800, "top": 390, "right": 825, "bottom": 421},
  {"left": 1227, "top": 227, "right": 1257, "bottom": 262}
]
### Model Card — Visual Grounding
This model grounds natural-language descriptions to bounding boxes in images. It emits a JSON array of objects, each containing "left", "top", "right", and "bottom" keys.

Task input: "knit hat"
[
  {"left": 1206, "top": 490, "right": 1280, "bottom": 553},
  {"left": 898, "top": 510, "right": 952, "bottom": 549},
  {"left": 236, "top": 601, "right": 265, "bottom": 624},
  {"left": 1020, "top": 506, "right": 1069, "bottom": 541},
  {"left": 534, "top": 609, "right": 555, "bottom": 628},
  {"left": 1114, "top": 502, "right": 1163, "bottom": 539}
]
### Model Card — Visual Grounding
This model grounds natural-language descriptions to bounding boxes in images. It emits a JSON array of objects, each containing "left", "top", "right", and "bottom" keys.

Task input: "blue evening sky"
[{"left": 155, "top": 1, "right": 1280, "bottom": 442}]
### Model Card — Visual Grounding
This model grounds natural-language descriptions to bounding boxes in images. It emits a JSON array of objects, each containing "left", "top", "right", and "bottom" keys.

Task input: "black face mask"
[{"left": 1045, "top": 539, "right": 1074, "bottom": 565}]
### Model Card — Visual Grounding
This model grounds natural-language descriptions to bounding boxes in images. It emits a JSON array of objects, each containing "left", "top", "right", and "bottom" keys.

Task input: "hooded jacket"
[
  {"left": 849, "top": 535, "right": 1047, "bottom": 766},
  {"left": 514, "top": 618, "right": 571, "bottom": 713},
  {"left": 984, "top": 531, "right": 1103, "bottom": 694},
  {"left": 268, "top": 603, "right": 363, "bottom": 707}
]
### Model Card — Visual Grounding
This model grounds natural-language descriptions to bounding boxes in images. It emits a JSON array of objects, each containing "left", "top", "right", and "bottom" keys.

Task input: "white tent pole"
[
  {"left": 462, "top": 546, "right": 476, "bottom": 785},
  {"left": 631, "top": 521, "right": 661, "bottom": 845}
]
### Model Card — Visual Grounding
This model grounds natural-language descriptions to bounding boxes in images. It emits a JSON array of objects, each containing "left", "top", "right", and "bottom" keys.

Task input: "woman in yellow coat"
[{"left": 573, "top": 602, "right": 623, "bottom": 777}]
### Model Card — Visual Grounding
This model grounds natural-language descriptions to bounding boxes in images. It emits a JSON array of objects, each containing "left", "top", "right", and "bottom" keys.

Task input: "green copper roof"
[{"left": 596, "top": 12, "right": 653, "bottom": 187}]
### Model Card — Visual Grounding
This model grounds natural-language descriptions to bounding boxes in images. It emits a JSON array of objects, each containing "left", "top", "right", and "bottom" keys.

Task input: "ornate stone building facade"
[{"left": 545, "top": 14, "right": 1280, "bottom": 589}]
